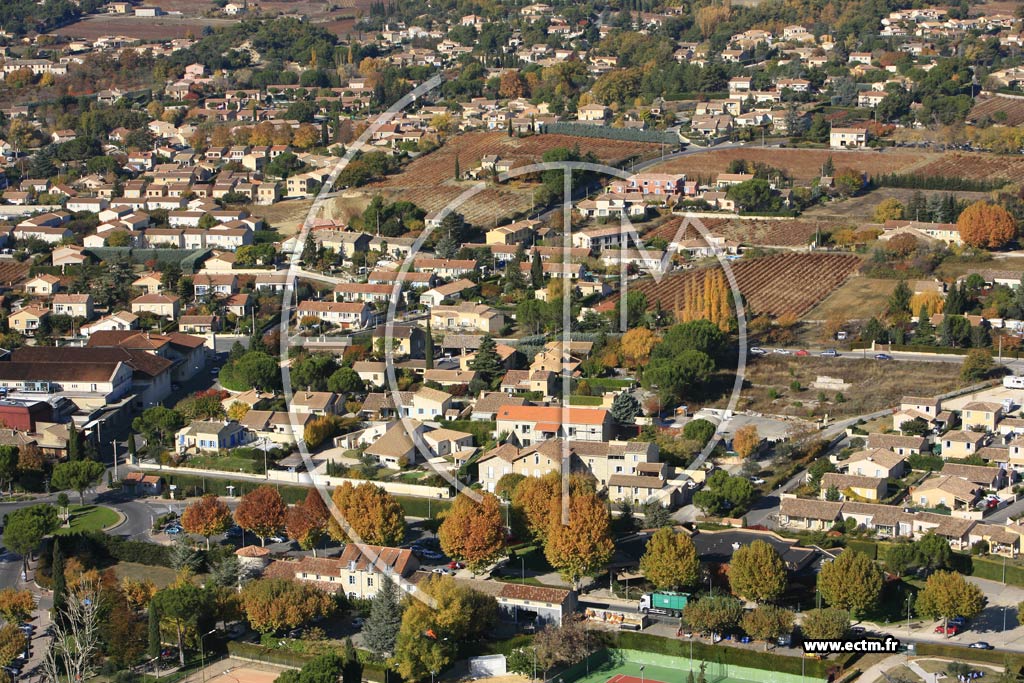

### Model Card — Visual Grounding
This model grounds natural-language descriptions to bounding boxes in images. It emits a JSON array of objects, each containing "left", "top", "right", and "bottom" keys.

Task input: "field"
[
  {"left": 724, "top": 355, "right": 963, "bottom": 419},
  {"left": 366, "top": 131, "right": 665, "bottom": 225},
  {"left": 624, "top": 253, "right": 862, "bottom": 319},
  {"left": 968, "top": 94, "right": 1024, "bottom": 127},
  {"left": 645, "top": 215, "right": 831, "bottom": 247},
  {"left": 54, "top": 15, "right": 238, "bottom": 40},
  {"left": 802, "top": 187, "right": 991, "bottom": 221},
  {"left": 805, "top": 277, "right": 898, "bottom": 321},
  {"left": 644, "top": 147, "right": 933, "bottom": 183},
  {"left": 0, "top": 261, "right": 30, "bottom": 287},
  {"left": 912, "top": 152, "right": 1024, "bottom": 184}
]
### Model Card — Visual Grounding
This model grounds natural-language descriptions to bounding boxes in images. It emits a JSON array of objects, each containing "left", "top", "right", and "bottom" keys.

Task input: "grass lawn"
[
  {"left": 872, "top": 664, "right": 922, "bottom": 683},
  {"left": 186, "top": 454, "right": 263, "bottom": 474},
  {"left": 113, "top": 562, "right": 200, "bottom": 589},
  {"left": 54, "top": 505, "right": 120, "bottom": 535},
  {"left": 806, "top": 277, "right": 897, "bottom": 322},
  {"left": 569, "top": 395, "right": 604, "bottom": 406}
]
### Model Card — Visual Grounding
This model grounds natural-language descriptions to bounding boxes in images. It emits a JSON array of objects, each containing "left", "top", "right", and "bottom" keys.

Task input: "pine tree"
[
  {"left": 424, "top": 320, "right": 434, "bottom": 370},
  {"left": 907, "top": 190, "right": 928, "bottom": 222},
  {"left": 530, "top": 250, "right": 544, "bottom": 289},
  {"left": 362, "top": 575, "right": 405, "bottom": 655},
  {"left": 945, "top": 282, "right": 963, "bottom": 315},
  {"left": 470, "top": 335, "right": 504, "bottom": 387},
  {"left": 914, "top": 305, "right": 935, "bottom": 345},
  {"left": 610, "top": 392, "right": 641, "bottom": 433},
  {"left": 51, "top": 539, "right": 66, "bottom": 620}
]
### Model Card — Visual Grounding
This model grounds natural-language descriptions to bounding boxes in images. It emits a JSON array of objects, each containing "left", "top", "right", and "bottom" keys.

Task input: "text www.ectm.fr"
[{"left": 802, "top": 638, "right": 902, "bottom": 654}]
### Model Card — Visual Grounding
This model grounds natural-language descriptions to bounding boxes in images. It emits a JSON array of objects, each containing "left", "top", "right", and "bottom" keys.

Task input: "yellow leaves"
[
  {"left": 957, "top": 200, "right": 1017, "bottom": 249},
  {"left": 120, "top": 577, "right": 157, "bottom": 611},
  {"left": 543, "top": 493, "right": 614, "bottom": 588},
  {"left": 674, "top": 269, "right": 731, "bottom": 332},
  {"left": 732, "top": 424, "right": 760, "bottom": 458},
  {"left": 619, "top": 327, "right": 659, "bottom": 369},
  {"left": 328, "top": 481, "right": 405, "bottom": 546},
  {"left": 437, "top": 493, "right": 505, "bottom": 572},
  {"left": 910, "top": 291, "right": 944, "bottom": 317}
]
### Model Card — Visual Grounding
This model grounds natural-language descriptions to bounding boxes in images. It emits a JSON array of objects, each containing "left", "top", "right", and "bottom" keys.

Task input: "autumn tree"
[
  {"left": 619, "top": 327, "right": 659, "bottom": 369},
  {"left": 393, "top": 575, "right": 497, "bottom": 681},
  {"left": 286, "top": 489, "right": 330, "bottom": 557},
  {"left": 534, "top": 618, "right": 592, "bottom": 677},
  {"left": 438, "top": 493, "right": 506, "bottom": 573},
  {"left": 916, "top": 570, "right": 986, "bottom": 635},
  {"left": 181, "top": 494, "right": 233, "bottom": 550},
  {"left": 732, "top": 425, "right": 760, "bottom": 458},
  {"left": 800, "top": 608, "right": 850, "bottom": 640},
  {"left": 639, "top": 527, "right": 699, "bottom": 590},
  {"left": 816, "top": 550, "right": 883, "bottom": 616},
  {"left": 0, "top": 624, "right": 27, "bottom": 669},
  {"left": 957, "top": 201, "right": 1017, "bottom": 249},
  {"left": 328, "top": 481, "right": 405, "bottom": 546},
  {"left": 728, "top": 540, "right": 787, "bottom": 603},
  {"left": 0, "top": 588, "right": 35, "bottom": 623},
  {"left": 910, "top": 291, "right": 944, "bottom": 317},
  {"left": 683, "top": 594, "right": 744, "bottom": 637},
  {"left": 873, "top": 197, "right": 905, "bottom": 223},
  {"left": 240, "top": 578, "right": 334, "bottom": 634},
  {"left": 498, "top": 70, "right": 525, "bottom": 99},
  {"left": 233, "top": 485, "right": 287, "bottom": 546},
  {"left": 741, "top": 605, "right": 795, "bottom": 650},
  {"left": 512, "top": 471, "right": 562, "bottom": 542},
  {"left": 544, "top": 493, "right": 614, "bottom": 589}
]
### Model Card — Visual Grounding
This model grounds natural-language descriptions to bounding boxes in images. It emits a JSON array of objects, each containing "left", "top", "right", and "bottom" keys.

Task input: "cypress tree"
[
  {"left": 148, "top": 602, "right": 161, "bottom": 657},
  {"left": 454, "top": 155, "right": 460, "bottom": 180},
  {"left": 530, "top": 250, "right": 544, "bottom": 289},
  {"left": 51, "top": 539, "right": 66, "bottom": 619},
  {"left": 914, "top": 305, "right": 935, "bottom": 345},
  {"left": 424, "top": 320, "right": 434, "bottom": 370},
  {"left": 67, "top": 423, "right": 80, "bottom": 461}
]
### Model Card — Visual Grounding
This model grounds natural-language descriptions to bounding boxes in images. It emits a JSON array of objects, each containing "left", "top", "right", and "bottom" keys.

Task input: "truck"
[{"left": 638, "top": 591, "right": 689, "bottom": 617}]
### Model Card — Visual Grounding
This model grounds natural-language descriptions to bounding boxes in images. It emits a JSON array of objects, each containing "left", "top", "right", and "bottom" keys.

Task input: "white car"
[
  {"left": 773, "top": 348, "right": 792, "bottom": 355},
  {"left": 749, "top": 477, "right": 765, "bottom": 485},
  {"left": 749, "top": 347, "right": 767, "bottom": 356},
  {"left": 431, "top": 567, "right": 454, "bottom": 576}
]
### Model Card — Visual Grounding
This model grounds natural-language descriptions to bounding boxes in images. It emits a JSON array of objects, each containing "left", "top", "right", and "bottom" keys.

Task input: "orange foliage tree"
[
  {"left": 285, "top": 489, "right": 330, "bottom": 556},
  {"left": 733, "top": 425, "right": 761, "bottom": 458},
  {"left": 181, "top": 494, "right": 233, "bottom": 549},
  {"left": 957, "top": 201, "right": 1017, "bottom": 249},
  {"left": 543, "top": 493, "right": 614, "bottom": 589},
  {"left": 511, "top": 471, "right": 562, "bottom": 542},
  {"left": 438, "top": 493, "right": 506, "bottom": 573},
  {"left": 619, "top": 327, "right": 659, "bottom": 369},
  {"left": 233, "top": 485, "right": 286, "bottom": 546},
  {"left": 328, "top": 481, "right": 405, "bottom": 546}
]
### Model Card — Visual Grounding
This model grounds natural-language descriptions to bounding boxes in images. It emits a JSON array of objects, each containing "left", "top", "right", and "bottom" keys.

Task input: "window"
[
  {"left": 348, "top": 576, "right": 356, "bottom": 585},
  {"left": 367, "top": 577, "right": 374, "bottom": 587}
]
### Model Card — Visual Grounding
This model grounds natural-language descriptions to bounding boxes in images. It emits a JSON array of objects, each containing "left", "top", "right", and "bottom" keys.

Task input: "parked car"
[
  {"left": 795, "top": 349, "right": 809, "bottom": 357},
  {"left": 165, "top": 525, "right": 182, "bottom": 535},
  {"left": 934, "top": 625, "right": 960, "bottom": 635},
  {"left": 949, "top": 617, "right": 968, "bottom": 627},
  {"left": 749, "top": 477, "right": 765, "bottom": 485},
  {"left": 874, "top": 353, "right": 893, "bottom": 361},
  {"left": 773, "top": 348, "right": 792, "bottom": 355},
  {"left": 226, "top": 526, "right": 243, "bottom": 538},
  {"left": 448, "top": 561, "right": 465, "bottom": 570},
  {"left": 821, "top": 349, "right": 839, "bottom": 357},
  {"left": 749, "top": 347, "right": 767, "bottom": 356},
  {"left": 969, "top": 642, "right": 993, "bottom": 650},
  {"left": 268, "top": 534, "right": 287, "bottom": 544},
  {"left": 431, "top": 567, "right": 453, "bottom": 576}
]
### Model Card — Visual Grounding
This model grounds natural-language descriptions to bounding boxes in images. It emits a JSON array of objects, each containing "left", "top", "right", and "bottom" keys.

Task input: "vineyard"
[
  {"left": 646, "top": 147, "right": 932, "bottom": 183},
  {"left": 367, "top": 131, "right": 665, "bottom": 225},
  {"left": 621, "top": 253, "right": 862, "bottom": 319},
  {"left": 913, "top": 153, "right": 1024, "bottom": 184},
  {"left": 645, "top": 215, "right": 834, "bottom": 248},
  {"left": 0, "top": 261, "right": 30, "bottom": 287}
]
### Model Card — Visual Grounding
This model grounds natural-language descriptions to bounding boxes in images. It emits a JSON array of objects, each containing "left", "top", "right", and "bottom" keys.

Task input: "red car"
[
  {"left": 795, "top": 349, "right": 809, "bottom": 357},
  {"left": 935, "top": 625, "right": 960, "bottom": 635},
  {"left": 448, "top": 561, "right": 465, "bottom": 570}
]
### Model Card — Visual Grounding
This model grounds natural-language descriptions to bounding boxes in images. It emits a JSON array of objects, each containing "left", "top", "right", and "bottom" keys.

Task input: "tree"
[
  {"left": 240, "top": 578, "right": 335, "bottom": 634},
  {"left": 0, "top": 623, "right": 26, "bottom": 669},
  {"left": 234, "top": 485, "right": 287, "bottom": 546},
  {"left": 884, "top": 543, "right": 919, "bottom": 577},
  {"left": 873, "top": 198, "right": 905, "bottom": 223},
  {"left": 393, "top": 575, "right": 497, "bottom": 681},
  {"left": 643, "top": 350, "right": 716, "bottom": 406},
  {"left": 291, "top": 353, "right": 339, "bottom": 392},
  {"left": 132, "top": 406, "right": 184, "bottom": 450},
  {"left": 728, "top": 539, "right": 787, "bottom": 603},
  {"left": 326, "top": 367, "right": 365, "bottom": 395},
  {"left": 362, "top": 575, "right": 404, "bottom": 656},
  {"left": 800, "top": 608, "right": 850, "bottom": 640},
  {"left": 469, "top": 335, "right": 504, "bottom": 388},
  {"left": 609, "top": 392, "right": 641, "bottom": 433},
  {"left": 438, "top": 493, "right": 506, "bottom": 572},
  {"left": 0, "top": 588, "right": 35, "bottom": 623},
  {"left": 620, "top": 328, "right": 659, "bottom": 369},
  {"left": 0, "top": 445, "right": 17, "bottom": 493},
  {"left": 816, "top": 550, "right": 883, "bottom": 616},
  {"left": 181, "top": 494, "right": 233, "bottom": 550},
  {"left": 639, "top": 527, "right": 699, "bottom": 590},
  {"left": 957, "top": 201, "right": 1017, "bottom": 249},
  {"left": 50, "top": 459, "right": 105, "bottom": 504},
  {"left": 4, "top": 504, "right": 57, "bottom": 573},
  {"left": 286, "top": 489, "right": 330, "bottom": 557},
  {"left": 683, "top": 594, "right": 744, "bottom": 637},
  {"left": 424, "top": 320, "right": 434, "bottom": 370},
  {"left": 961, "top": 348, "right": 994, "bottom": 383},
  {"left": 512, "top": 471, "right": 561, "bottom": 542},
  {"left": 544, "top": 493, "right": 614, "bottom": 589},
  {"left": 151, "top": 584, "right": 206, "bottom": 667},
  {"left": 67, "top": 423, "right": 82, "bottom": 461},
  {"left": 494, "top": 473, "right": 525, "bottom": 502},
  {"left": 147, "top": 601, "right": 161, "bottom": 658},
  {"left": 915, "top": 533, "right": 953, "bottom": 570},
  {"left": 684, "top": 419, "right": 717, "bottom": 446},
  {"left": 52, "top": 539, "right": 67, "bottom": 619},
  {"left": 40, "top": 577, "right": 102, "bottom": 683},
  {"left": 328, "top": 481, "right": 405, "bottom": 546},
  {"left": 534, "top": 618, "right": 592, "bottom": 676},
  {"left": 741, "top": 605, "right": 794, "bottom": 650},
  {"left": 916, "top": 570, "right": 986, "bottom": 635},
  {"left": 732, "top": 425, "right": 760, "bottom": 458},
  {"left": 530, "top": 250, "right": 544, "bottom": 289},
  {"left": 887, "top": 280, "right": 913, "bottom": 322}
]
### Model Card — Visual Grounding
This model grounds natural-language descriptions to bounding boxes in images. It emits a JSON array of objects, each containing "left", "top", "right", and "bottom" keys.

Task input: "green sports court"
[{"left": 551, "top": 649, "right": 827, "bottom": 683}]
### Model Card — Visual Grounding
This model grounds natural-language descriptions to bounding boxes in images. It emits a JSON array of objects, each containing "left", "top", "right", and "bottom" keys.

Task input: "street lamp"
[
  {"left": 640, "top": 665, "right": 646, "bottom": 683},
  {"left": 200, "top": 628, "right": 217, "bottom": 683}
]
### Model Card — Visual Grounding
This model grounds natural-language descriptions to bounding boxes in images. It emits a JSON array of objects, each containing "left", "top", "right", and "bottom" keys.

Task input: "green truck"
[{"left": 638, "top": 591, "right": 689, "bottom": 617}]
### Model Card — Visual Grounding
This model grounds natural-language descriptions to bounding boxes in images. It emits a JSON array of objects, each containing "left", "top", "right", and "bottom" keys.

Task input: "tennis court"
[{"left": 553, "top": 649, "right": 816, "bottom": 683}]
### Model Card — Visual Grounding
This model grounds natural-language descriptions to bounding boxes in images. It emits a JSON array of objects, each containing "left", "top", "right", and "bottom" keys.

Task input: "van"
[{"left": 821, "top": 349, "right": 838, "bottom": 357}]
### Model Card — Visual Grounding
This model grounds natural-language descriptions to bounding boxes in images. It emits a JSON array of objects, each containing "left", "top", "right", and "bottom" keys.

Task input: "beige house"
[
  {"left": 820, "top": 472, "right": 887, "bottom": 501},
  {"left": 496, "top": 405, "right": 612, "bottom": 446},
  {"left": 911, "top": 474, "right": 981, "bottom": 510},
  {"left": 866, "top": 433, "right": 928, "bottom": 456},
  {"left": 9, "top": 306, "right": 50, "bottom": 333},
  {"left": 486, "top": 219, "right": 538, "bottom": 245},
  {"left": 829, "top": 126, "right": 868, "bottom": 149},
  {"left": 24, "top": 274, "right": 61, "bottom": 297},
  {"left": 961, "top": 401, "right": 1003, "bottom": 432},
  {"left": 263, "top": 544, "right": 418, "bottom": 599},
  {"left": 939, "top": 430, "right": 987, "bottom": 459},
  {"left": 844, "top": 449, "right": 906, "bottom": 479},
  {"left": 132, "top": 273, "right": 163, "bottom": 295},
  {"left": 778, "top": 496, "right": 843, "bottom": 530},
  {"left": 131, "top": 293, "right": 181, "bottom": 318},
  {"left": 290, "top": 391, "right": 340, "bottom": 416},
  {"left": 430, "top": 302, "right": 505, "bottom": 334},
  {"left": 51, "top": 293, "right": 94, "bottom": 320}
]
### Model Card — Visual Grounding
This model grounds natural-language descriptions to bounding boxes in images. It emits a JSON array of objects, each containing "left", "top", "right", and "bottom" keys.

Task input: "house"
[
  {"left": 940, "top": 430, "right": 987, "bottom": 459},
  {"left": 829, "top": 127, "right": 868, "bottom": 149},
  {"left": 24, "top": 274, "right": 61, "bottom": 297},
  {"left": 176, "top": 420, "right": 248, "bottom": 453},
  {"left": 429, "top": 303, "right": 504, "bottom": 334},
  {"left": 486, "top": 219, "right": 538, "bottom": 246},
  {"left": 81, "top": 311, "right": 139, "bottom": 336},
  {"left": 9, "top": 306, "right": 50, "bottom": 334},
  {"left": 51, "top": 293, "right": 94, "bottom": 320},
  {"left": 290, "top": 392, "right": 341, "bottom": 416},
  {"left": 179, "top": 315, "right": 219, "bottom": 334},
  {"left": 910, "top": 474, "right": 981, "bottom": 511},
  {"left": 961, "top": 401, "right": 1003, "bottom": 432},
  {"left": 295, "top": 301, "right": 374, "bottom": 330},
  {"left": 369, "top": 325, "right": 426, "bottom": 359},
  {"left": 495, "top": 583, "right": 577, "bottom": 627},
  {"left": 844, "top": 449, "right": 907, "bottom": 479},
  {"left": 940, "top": 462, "right": 1005, "bottom": 490},
  {"left": 866, "top": 433, "right": 928, "bottom": 456},
  {"left": 401, "top": 386, "right": 453, "bottom": 420},
  {"left": 364, "top": 420, "right": 423, "bottom": 468},
  {"left": 778, "top": 496, "right": 843, "bottom": 530},
  {"left": 264, "top": 545, "right": 418, "bottom": 599},
  {"left": 820, "top": 473, "right": 887, "bottom": 501},
  {"left": 608, "top": 173, "right": 687, "bottom": 198},
  {"left": 122, "top": 472, "right": 163, "bottom": 496},
  {"left": 418, "top": 280, "right": 476, "bottom": 308},
  {"left": 131, "top": 293, "right": 181, "bottom": 319},
  {"left": 577, "top": 104, "right": 609, "bottom": 122},
  {"left": 893, "top": 395, "right": 944, "bottom": 432},
  {"left": 132, "top": 273, "right": 164, "bottom": 295},
  {"left": 496, "top": 405, "right": 612, "bottom": 446}
]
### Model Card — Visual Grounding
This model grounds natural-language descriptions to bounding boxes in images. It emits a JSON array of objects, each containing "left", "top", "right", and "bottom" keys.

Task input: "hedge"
[
  {"left": 607, "top": 632, "right": 848, "bottom": 679},
  {"left": 226, "top": 642, "right": 398, "bottom": 682},
  {"left": 161, "top": 472, "right": 311, "bottom": 504},
  {"left": 846, "top": 539, "right": 878, "bottom": 560},
  {"left": 915, "top": 641, "right": 1024, "bottom": 669},
  {"left": 872, "top": 174, "right": 1005, "bottom": 192}
]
